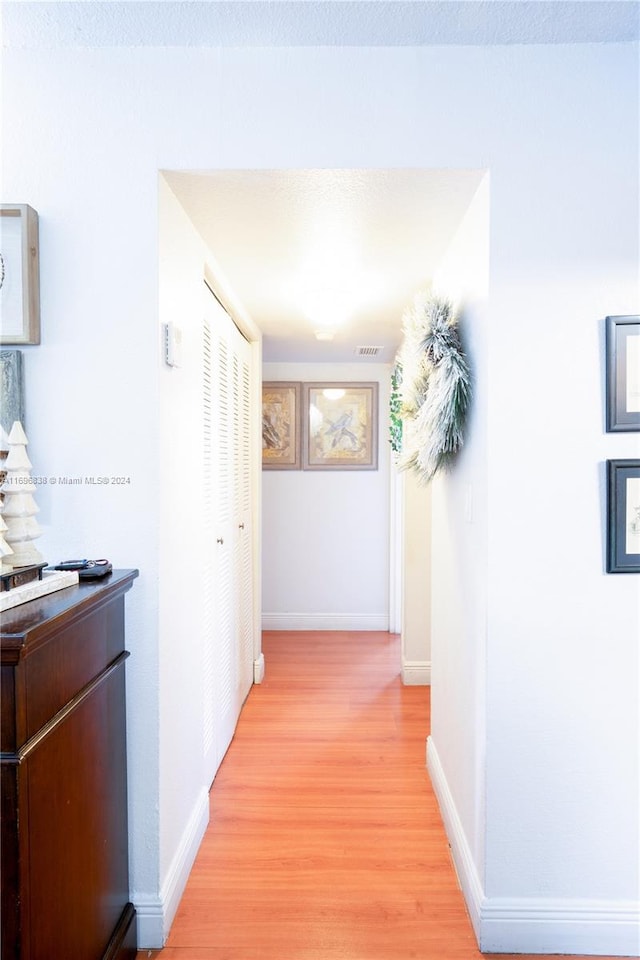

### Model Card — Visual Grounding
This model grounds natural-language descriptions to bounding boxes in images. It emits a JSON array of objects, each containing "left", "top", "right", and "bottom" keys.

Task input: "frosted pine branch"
[{"left": 395, "top": 293, "right": 471, "bottom": 483}]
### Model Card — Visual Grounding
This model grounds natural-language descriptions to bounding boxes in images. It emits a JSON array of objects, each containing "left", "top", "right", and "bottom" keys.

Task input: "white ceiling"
[
  {"left": 6, "top": 1, "right": 638, "bottom": 362},
  {"left": 4, "top": 2, "right": 639, "bottom": 48},
  {"left": 166, "top": 169, "right": 486, "bottom": 362}
]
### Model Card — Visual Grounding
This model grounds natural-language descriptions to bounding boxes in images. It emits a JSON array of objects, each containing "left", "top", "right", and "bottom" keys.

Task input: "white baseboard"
[
  {"left": 134, "top": 897, "right": 164, "bottom": 950},
  {"left": 426, "top": 736, "right": 640, "bottom": 957},
  {"left": 254, "top": 652, "right": 265, "bottom": 683},
  {"left": 426, "top": 736, "right": 483, "bottom": 940},
  {"left": 261, "top": 613, "right": 389, "bottom": 631},
  {"left": 135, "top": 787, "right": 209, "bottom": 948},
  {"left": 480, "top": 897, "right": 640, "bottom": 956},
  {"left": 401, "top": 660, "right": 431, "bottom": 685}
]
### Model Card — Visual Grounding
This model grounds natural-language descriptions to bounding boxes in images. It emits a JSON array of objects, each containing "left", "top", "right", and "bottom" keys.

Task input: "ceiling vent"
[{"left": 355, "top": 345, "right": 383, "bottom": 358}]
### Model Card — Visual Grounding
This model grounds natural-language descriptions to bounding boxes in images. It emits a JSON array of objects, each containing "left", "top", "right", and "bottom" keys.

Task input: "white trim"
[
  {"left": 480, "top": 897, "right": 640, "bottom": 956},
  {"left": 135, "top": 787, "right": 209, "bottom": 949},
  {"left": 389, "top": 461, "right": 404, "bottom": 635},
  {"left": 251, "top": 340, "right": 263, "bottom": 688},
  {"left": 261, "top": 613, "right": 389, "bottom": 631},
  {"left": 203, "top": 261, "right": 260, "bottom": 344},
  {"left": 426, "top": 735, "right": 484, "bottom": 940},
  {"left": 159, "top": 787, "right": 209, "bottom": 941},
  {"left": 401, "top": 660, "right": 431, "bottom": 685},
  {"left": 254, "top": 652, "right": 265, "bottom": 683},
  {"left": 134, "top": 897, "right": 164, "bottom": 950},
  {"left": 426, "top": 736, "right": 640, "bottom": 957}
]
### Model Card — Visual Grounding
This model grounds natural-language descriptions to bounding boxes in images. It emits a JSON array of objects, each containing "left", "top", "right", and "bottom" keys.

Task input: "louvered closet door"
[
  {"left": 203, "top": 289, "right": 254, "bottom": 786},
  {"left": 234, "top": 331, "right": 253, "bottom": 706},
  {"left": 214, "top": 311, "right": 237, "bottom": 766},
  {"left": 202, "top": 314, "right": 218, "bottom": 783}
]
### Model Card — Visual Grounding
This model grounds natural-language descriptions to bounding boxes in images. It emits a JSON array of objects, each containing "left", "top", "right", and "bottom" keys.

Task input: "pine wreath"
[{"left": 397, "top": 293, "right": 471, "bottom": 483}]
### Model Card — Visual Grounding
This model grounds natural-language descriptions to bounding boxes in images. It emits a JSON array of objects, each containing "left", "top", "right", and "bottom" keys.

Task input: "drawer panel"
[{"left": 21, "top": 598, "right": 125, "bottom": 744}]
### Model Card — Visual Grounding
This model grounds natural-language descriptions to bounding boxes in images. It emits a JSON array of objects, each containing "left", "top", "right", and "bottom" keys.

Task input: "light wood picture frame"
[
  {"left": 303, "top": 382, "right": 378, "bottom": 470},
  {"left": 262, "top": 381, "right": 301, "bottom": 470},
  {"left": 0, "top": 205, "right": 41, "bottom": 345}
]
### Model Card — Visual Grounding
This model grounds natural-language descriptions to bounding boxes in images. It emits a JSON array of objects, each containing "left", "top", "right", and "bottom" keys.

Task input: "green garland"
[
  {"left": 389, "top": 361, "right": 403, "bottom": 457},
  {"left": 396, "top": 293, "right": 471, "bottom": 483}
]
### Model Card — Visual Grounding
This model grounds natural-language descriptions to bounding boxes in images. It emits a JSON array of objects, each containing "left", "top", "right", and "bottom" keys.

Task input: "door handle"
[
  {"left": 239, "top": 523, "right": 245, "bottom": 530},
  {"left": 216, "top": 537, "right": 224, "bottom": 544}
]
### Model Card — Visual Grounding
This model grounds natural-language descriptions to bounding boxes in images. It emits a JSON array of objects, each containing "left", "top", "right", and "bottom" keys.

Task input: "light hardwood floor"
[{"left": 137, "top": 631, "right": 625, "bottom": 960}]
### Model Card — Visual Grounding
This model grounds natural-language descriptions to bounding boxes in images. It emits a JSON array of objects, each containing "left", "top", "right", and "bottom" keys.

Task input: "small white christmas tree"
[
  {"left": 0, "top": 424, "right": 9, "bottom": 491},
  {"left": 1, "top": 421, "right": 44, "bottom": 568},
  {"left": 0, "top": 513, "right": 14, "bottom": 573},
  {"left": 0, "top": 426, "right": 14, "bottom": 571}
]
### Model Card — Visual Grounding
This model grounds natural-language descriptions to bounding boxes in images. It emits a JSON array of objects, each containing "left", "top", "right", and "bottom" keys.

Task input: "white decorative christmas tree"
[
  {"left": 0, "top": 424, "right": 9, "bottom": 490},
  {"left": 1, "top": 421, "right": 44, "bottom": 568},
  {"left": 0, "top": 513, "right": 14, "bottom": 573},
  {"left": 1, "top": 425, "right": 17, "bottom": 573}
]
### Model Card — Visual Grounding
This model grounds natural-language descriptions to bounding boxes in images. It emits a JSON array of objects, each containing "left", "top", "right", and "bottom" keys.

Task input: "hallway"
[{"left": 137, "top": 631, "right": 624, "bottom": 960}]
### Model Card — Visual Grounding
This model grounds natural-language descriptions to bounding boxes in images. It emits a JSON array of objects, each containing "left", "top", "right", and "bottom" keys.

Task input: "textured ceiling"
[
  {"left": 5, "top": 1, "right": 638, "bottom": 361},
  {"left": 165, "top": 169, "right": 486, "bottom": 362},
  {"left": 4, "top": 1, "right": 639, "bottom": 48}
]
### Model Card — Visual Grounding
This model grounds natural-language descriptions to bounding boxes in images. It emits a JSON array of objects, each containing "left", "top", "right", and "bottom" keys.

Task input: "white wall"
[
  {"left": 401, "top": 471, "right": 432, "bottom": 683},
  {"left": 157, "top": 178, "right": 211, "bottom": 934},
  {"left": 427, "top": 174, "right": 491, "bottom": 932},
  {"left": 262, "top": 362, "right": 391, "bottom": 631},
  {"left": 3, "top": 34, "right": 638, "bottom": 954},
  {"left": 157, "top": 177, "right": 264, "bottom": 939}
]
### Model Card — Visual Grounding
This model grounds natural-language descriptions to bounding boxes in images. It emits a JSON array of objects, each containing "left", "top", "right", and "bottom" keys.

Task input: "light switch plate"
[{"left": 164, "top": 322, "right": 182, "bottom": 367}]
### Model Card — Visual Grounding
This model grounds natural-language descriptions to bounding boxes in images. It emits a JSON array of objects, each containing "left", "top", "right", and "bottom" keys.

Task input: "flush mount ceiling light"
[{"left": 294, "top": 251, "right": 366, "bottom": 345}]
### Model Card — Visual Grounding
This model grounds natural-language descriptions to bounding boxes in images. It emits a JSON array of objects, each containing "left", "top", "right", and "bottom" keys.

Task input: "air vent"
[{"left": 355, "top": 345, "right": 382, "bottom": 358}]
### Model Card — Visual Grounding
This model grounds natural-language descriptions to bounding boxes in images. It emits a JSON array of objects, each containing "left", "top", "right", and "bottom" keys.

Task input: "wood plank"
[{"left": 136, "top": 631, "right": 625, "bottom": 960}]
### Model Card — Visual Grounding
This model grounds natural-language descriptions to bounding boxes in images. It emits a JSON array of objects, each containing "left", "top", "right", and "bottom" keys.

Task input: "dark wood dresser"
[{"left": 1, "top": 569, "right": 139, "bottom": 960}]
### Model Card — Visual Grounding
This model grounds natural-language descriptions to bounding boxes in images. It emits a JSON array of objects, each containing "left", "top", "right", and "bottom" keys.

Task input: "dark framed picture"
[
  {"left": 0, "top": 205, "right": 40, "bottom": 345},
  {"left": 262, "top": 382, "right": 301, "bottom": 470},
  {"left": 606, "top": 315, "right": 640, "bottom": 432},
  {"left": 607, "top": 459, "right": 640, "bottom": 573},
  {"left": 302, "top": 382, "right": 378, "bottom": 470}
]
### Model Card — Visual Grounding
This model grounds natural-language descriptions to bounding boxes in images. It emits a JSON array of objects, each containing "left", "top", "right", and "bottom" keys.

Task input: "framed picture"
[
  {"left": 607, "top": 459, "right": 640, "bottom": 573},
  {"left": 302, "top": 382, "right": 378, "bottom": 470},
  {"left": 0, "top": 205, "right": 40, "bottom": 345},
  {"left": 606, "top": 315, "right": 640, "bottom": 431},
  {"left": 262, "top": 382, "right": 301, "bottom": 470}
]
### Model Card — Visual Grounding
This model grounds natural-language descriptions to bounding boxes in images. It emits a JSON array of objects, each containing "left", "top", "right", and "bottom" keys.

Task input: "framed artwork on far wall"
[
  {"left": 262, "top": 382, "right": 301, "bottom": 470},
  {"left": 607, "top": 459, "right": 640, "bottom": 574},
  {"left": 303, "top": 382, "right": 378, "bottom": 470},
  {"left": 605, "top": 315, "right": 640, "bottom": 432},
  {"left": 0, "top": 205, "right": 40, "bottom": 345}
]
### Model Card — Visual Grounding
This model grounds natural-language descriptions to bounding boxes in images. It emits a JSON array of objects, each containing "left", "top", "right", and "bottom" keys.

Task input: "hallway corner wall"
[{"left": 428, "top": 173, "right": 490, "bottom": 903}]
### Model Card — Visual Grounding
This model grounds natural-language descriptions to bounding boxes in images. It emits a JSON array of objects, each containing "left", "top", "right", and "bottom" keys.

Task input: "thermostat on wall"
[{"left": 164, "top": 322, "right": 183, "bottom": 367}]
